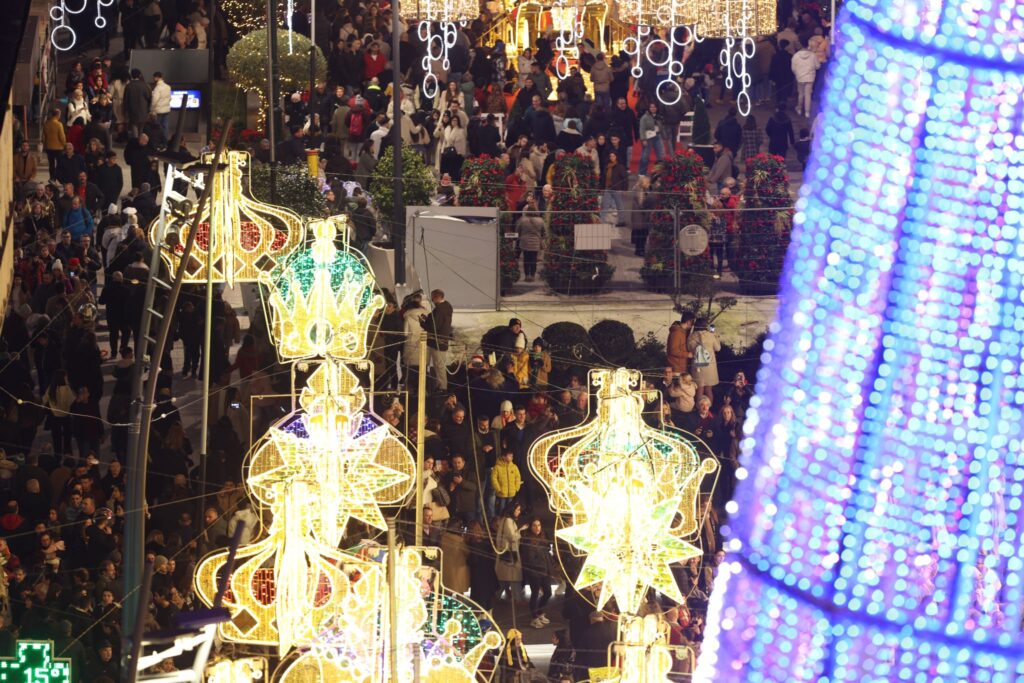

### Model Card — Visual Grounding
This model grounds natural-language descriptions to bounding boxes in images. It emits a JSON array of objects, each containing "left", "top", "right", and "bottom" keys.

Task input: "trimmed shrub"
[{"left": 588, "top": 319, "right": 636, "bottom": 366}]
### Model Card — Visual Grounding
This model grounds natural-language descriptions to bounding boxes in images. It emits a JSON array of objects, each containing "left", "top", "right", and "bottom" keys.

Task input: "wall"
[{"left": 0, "top": 95, "right": 14, "bottom": 321}]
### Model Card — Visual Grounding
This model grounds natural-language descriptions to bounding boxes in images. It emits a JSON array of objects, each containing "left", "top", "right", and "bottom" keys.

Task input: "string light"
[
  {"left": 49, "top": 0, "right": 115, "bottom": 51},
  {"left": 0, "top": 641, "right": 71, "bottom": 683},
  {"left": 221, "top": 0, "right": 265, "bottom": 33},
  {"left": 150, "top": 150, "right": 306, "bottom": 286},
  {"left": 529, "top": 368, "right": 718, "bottom": 616},
  {"left": 261, "top": 218, "right": 384, "bottom": 362},
  {"left": 696, "top": 0, "right": 1024, "bottom": 679}
]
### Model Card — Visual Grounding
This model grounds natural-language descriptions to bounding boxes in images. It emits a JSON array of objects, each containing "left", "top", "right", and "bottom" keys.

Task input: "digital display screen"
[{"left": 170, "top": 89, "right": 201, "bottom": 109}]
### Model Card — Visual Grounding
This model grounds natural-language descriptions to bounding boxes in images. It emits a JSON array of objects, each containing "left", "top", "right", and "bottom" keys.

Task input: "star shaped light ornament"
[
  {"left": 530, "top": 368, "right": 718, "bottom": 617},
  {"left": 248, "top": 360, "right": 415, "bottom": 543},
  {"left": 558, "top": 486, "right": 699, "bottom": 613}
]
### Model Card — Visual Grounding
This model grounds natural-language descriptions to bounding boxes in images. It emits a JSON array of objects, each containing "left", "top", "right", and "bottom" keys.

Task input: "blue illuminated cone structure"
[{"left": 696, "top": 1, "right": 1024, "bottom": 681}]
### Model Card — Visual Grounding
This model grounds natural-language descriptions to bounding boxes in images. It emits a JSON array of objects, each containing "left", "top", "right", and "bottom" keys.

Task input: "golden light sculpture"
[
  {"left": 192, "top": 484, "right": 358, "bottom": 654},
  {"left": 260, "top": 217, "right": 385, "bottom": 361},
  {"left": 695, "top": 0, "right": 775, "bottom": 39},
  {"left": 150, "top": 150, "right": 305, "bottom": 285},
  {"left": 278, "top": 548, "right": 503, "bottom": 683},
  {"left": 249, "top": 360, "right": 416, "bottom": 542},
  {"left": 207, "top": 656, "right": 267, "bottom": 682},
  {"left": 611, "top": 615, "right": 677, "bottom": 683},
  {"left": 193, "top": 360, "right": 415, "bottom": 653},
  {"left": 617, "top": 0, "right": 697, "bottom": 29},
  {"left": 529, "top": 368, "right": 717, "bottom": 616}
]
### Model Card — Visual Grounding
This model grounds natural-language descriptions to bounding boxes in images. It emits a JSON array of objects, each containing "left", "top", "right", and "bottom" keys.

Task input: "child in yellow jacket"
[{"left": 491, "top": 450, "right": 522, "bottom": 511}]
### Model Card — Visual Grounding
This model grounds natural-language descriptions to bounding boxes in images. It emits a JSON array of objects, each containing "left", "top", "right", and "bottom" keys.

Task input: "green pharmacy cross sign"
[{"left": 0, "top": 641, "right": 71, "bottom": 683}]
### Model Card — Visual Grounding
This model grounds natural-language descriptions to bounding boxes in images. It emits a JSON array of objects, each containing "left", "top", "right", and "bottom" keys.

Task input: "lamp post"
[
  {"left": 391, "top": 5, "right": 405, "bottom": 285},
  {"left": 266, "top": 0, "right": 280, "bottom": 202}
]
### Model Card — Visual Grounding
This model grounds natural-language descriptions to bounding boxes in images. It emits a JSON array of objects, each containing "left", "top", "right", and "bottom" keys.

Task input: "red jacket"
[{"left": 363, "top": 51, "right": 387, "bottom": 82}]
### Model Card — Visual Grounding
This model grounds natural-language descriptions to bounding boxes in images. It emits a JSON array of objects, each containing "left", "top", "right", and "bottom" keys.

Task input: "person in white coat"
[
  {"left": 790, "top": 38, "right": 820, "bottom": 118},
  {"left": 150, "top": 72, "right": 173, "bottom": 140},
  {"left": 421, "top": 456, "right": 451, "bottom": 526},
  {"left": 66, "top": 89, "right": 91, "bottom": 125},
  {"left": 227, "top": 498, "right": 260, "bottom": 546}
]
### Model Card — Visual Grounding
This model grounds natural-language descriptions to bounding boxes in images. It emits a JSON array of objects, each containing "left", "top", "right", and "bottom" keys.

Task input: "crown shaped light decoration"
[
  {"left": 279, "top": 548, "right": 503, "bottom": 683},
  {"left": 529, "top": 368, "right": 718, "bottom": 615},
  {"left": 150, "top": 150, "right": 306, "bottom": 286},
  {"left": 261, "top": 216, "right": 384, "bottom": 361}
]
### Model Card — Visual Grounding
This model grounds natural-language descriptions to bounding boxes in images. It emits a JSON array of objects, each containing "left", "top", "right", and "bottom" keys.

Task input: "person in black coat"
[
  {"left": 765, "top": 105, "right": 796, "bottom": 158},
  {"left": 175, "top": 299, "right": 203, "bottom": 379},
  {"left": 523, "top": 96, "right": 556, "bottom": 146},
  {"left": 714, "top": 107, "right": 743, "bottom": 155},
  {"left": 578, "top": 611, "right": 618, "bottom": 672},
  {"left": 609, "top": 97, "right": 638, "bottom": 165},
  {"left": 124, "top": 133, "right": 155, "bottom": 189},
  {"left": 99, "top": 271, "right": 130, "bottom": 354},
  {"left": 55, "top": 145, "right": 88, "bottom": 187},
  {"left": 465, "top": 520, "right": 498, "bottom": 609},
  {"left": 770, "top": 40, "right": 796, "bottom": 106},
  {"left": 474, "top": 115, "right": 502, "bottom": 157},
  {"left": 95, "top": 152, "right": 124, "bottom": 208}
]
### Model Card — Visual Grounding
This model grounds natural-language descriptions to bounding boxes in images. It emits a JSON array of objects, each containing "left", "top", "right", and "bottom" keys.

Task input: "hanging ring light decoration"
[
  {"left": 49, "top": 0, "right": 116, "bottom": 51},
  {"left": 403, "top": 0, "right": 476, "bottom": 100},
  {"left": 719, "top": 0, "right": 756, "bottom": 116},
  {"left": 619, "top": 0, "right": 700, "bottom": 107},
  {"left": 551, "top": 0, "right": 585, "bottom": 80},
  {"left": 695, "top": 0, "right": 776, "bottom": 116}
]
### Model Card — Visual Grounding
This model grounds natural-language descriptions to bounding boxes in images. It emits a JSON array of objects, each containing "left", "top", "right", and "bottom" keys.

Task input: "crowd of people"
[{"left": 0, "top": 0, "right": 846, "bottom": 680}]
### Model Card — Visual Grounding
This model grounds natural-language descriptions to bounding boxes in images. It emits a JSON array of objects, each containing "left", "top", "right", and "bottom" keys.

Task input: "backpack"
[
  {"left": 349, "top": 111, "right": 365, "bottom": 139},
  {"left": 693, "top": 339, "right": 712, "bottom": 368}
]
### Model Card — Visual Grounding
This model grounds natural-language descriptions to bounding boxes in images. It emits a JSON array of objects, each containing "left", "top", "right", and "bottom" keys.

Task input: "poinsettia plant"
[
  {"left": 738, "top": 153, "right": 792, "bottom": 294},
  {"left": 641, "top": 150, "right": 713, "bottom": 293},
  {"left": 459, "top": 156, "right": 521, "bottom": 290},
  {"left": 541, "top": 153, "right": 614, "bottom": 293}
]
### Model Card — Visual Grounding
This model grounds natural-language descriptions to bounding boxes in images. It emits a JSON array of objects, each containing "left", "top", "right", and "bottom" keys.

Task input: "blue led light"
[{"left": 695, "top": 0, "right": 1024, "bottom": 680}]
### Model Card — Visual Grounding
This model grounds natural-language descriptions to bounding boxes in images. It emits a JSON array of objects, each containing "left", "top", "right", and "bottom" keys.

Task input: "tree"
[
  {"left": 459, "top": 156, "right": 520, "bottom": 290},
  {"left": 737, "top": 153, "right": 792, "bottom": 294},
  {"left": 640, "top": 150, "right": 713, "bottom": 294},
  {"left": 541, "top": 154, "right": 614, "bottom": 293},
  {"left": 248, "top": 162, "right": 326, "bottom": 218},
  {"left": 368, "top": 146, "right": 435, "bottom": 237},
  {"left": 227, "top": 29, "right": 327, "bottom": 97}
]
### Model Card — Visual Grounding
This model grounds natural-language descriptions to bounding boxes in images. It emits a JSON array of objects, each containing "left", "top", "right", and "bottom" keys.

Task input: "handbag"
[
  {"left": 443, "top": 145, "right": 457, "bottom": 156},
  {"left": 431, "top": 482, "right": 450, "bottom": 507},
  {"left": 497, "top": 549, "right": 519, "bottom": 564}
]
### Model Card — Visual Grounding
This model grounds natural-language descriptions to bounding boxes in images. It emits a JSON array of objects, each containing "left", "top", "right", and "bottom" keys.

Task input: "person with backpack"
[
  {"left": 687, "top": 318, "right": 722, "bottom": 402},
  {"left": 344, "top": 97, "right": 373, "bottom": 160}
]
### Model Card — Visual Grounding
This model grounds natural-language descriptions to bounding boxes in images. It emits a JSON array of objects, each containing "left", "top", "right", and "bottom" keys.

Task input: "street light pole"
[
  {"left": 391, "top": 6, "right": 405, "bottom": 285},
  {"left": 309, "top": 0, "right": 317, "bottom": 128},
  {"left": 267, "top": 0, "right": 280, "bottom": 202}
]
